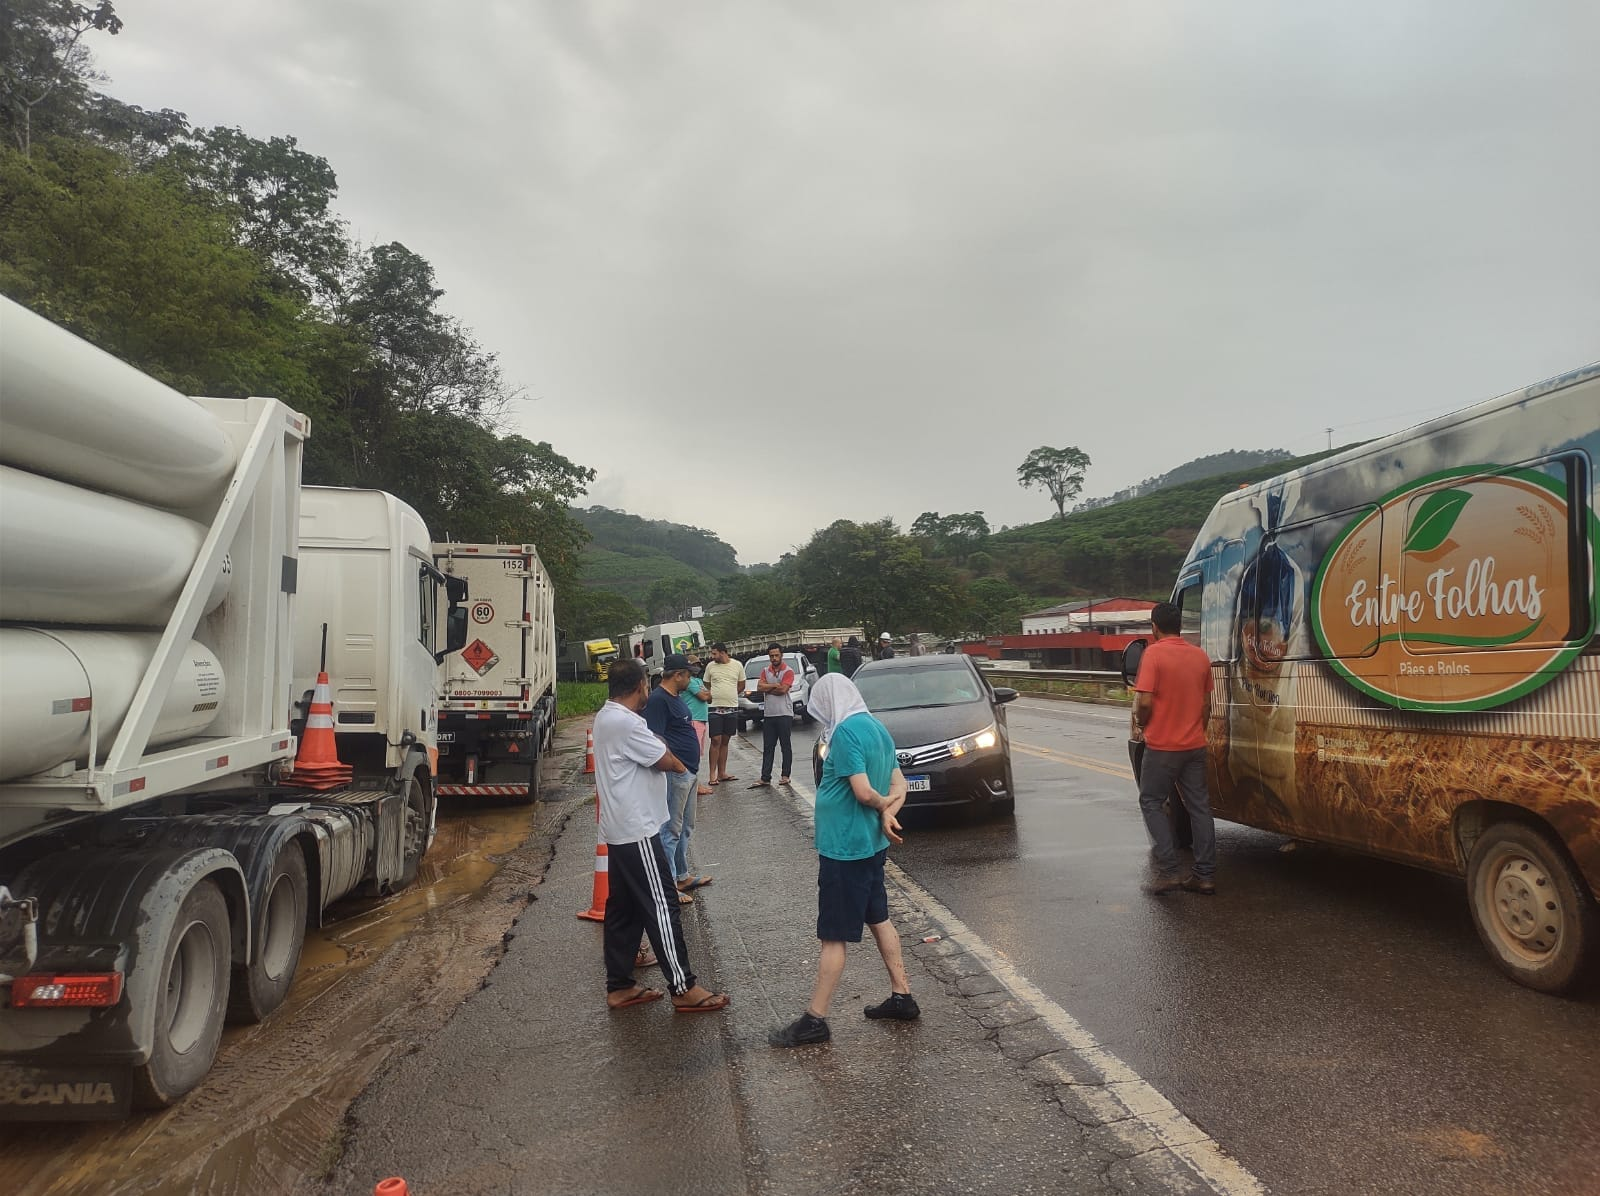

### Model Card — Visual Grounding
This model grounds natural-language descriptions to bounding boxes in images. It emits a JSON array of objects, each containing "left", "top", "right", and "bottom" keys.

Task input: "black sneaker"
[
  {"left": 769, "top": 1011, "right": 831, "bottom": 1047},
  {"left": 864, "top": 992, "right": 920, "bottom": 1021}
]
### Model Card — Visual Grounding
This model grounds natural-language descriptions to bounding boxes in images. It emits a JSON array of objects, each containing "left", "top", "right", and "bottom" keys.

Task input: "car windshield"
[
  {"left": 855, "top": 664, "right": 984, "bottom": 711},
  {"left": 746, "top": 655, "right": 802, "bottom": 679}
]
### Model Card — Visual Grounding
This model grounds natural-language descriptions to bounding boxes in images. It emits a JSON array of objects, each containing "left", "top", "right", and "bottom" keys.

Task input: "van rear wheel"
[{"left": 1467, "top": 821, "right": 1596, "bottom": 994}]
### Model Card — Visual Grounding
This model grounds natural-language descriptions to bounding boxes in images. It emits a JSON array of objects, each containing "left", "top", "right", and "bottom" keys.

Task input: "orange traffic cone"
[
  {"left": 375, "top": 1180, "right": 408, "bottom": 1196},
  {"left": 288, "top": 670, "right": 352, "bottom": 790},
  {"left": 583, "top": 727, "right": 596, "bottom": 774},
  {"left": 578, "top": 801, "right": 608, "bottom": 921}
]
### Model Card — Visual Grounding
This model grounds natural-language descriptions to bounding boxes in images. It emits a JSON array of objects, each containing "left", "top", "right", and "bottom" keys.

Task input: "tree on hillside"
[
  {"left": 966, "top": 577, "right": 1027, "bottom": 636},
  {"left": 792, "top": 519, "right": 961, "bottom": 639},
  {"left": 166, "top": 126, "right": 349, "bottom": 301},
  {"left": 705, "top": 573, "right": 804, "bottom": 640},
  {"left": 561, "top": 588, "right": 642, "bottom": 642},
  {"left": 912, "top": 511, "right": 990, "bottom": 563},
  {"left": 644, "top": 576, "right": 703, "bottom": 623},
  {"left": 0, "top": 0, "right": 122, "bottom": 155},
  {"left": 1017, "top": 445, "right": 1091, "bottom": 519}
]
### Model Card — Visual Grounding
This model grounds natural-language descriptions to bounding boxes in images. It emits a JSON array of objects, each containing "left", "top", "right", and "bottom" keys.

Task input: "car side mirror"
[
  {"left": 1121, "top": 639, "right": 1147, "bottom": 688},
  {"left": 992, "top": 687, "right": 1018, "bottom": 704}
]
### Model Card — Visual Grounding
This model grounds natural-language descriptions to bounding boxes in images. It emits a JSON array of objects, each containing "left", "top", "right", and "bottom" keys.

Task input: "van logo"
[{"left": 1310, "top": 465, "right": 1596, "bottom": 712}]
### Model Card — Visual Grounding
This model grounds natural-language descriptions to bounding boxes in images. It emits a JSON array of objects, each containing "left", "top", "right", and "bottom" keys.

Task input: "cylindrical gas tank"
[
  {"left": 0, "top": 629, "right": 226, "bottom": 782},
  {"left": 0, "top": 296, "right": 236, "bottom": 509},
  {"left": 0, "top": 466, "right": 230, "bottom": 625}
]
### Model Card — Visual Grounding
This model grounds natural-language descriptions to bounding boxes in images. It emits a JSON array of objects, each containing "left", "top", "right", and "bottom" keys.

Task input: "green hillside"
[
  {"left": 573, "top": 506, "right": 741, "bottom": 608},
  {"left": 986, "top": 444, "right": 1352, "bottom": 598}
]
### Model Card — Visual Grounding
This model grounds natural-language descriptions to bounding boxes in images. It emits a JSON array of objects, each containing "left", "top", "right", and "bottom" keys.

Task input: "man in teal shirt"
[{"left": 770, "top": 674, "right": 918, "bottom": 1047}]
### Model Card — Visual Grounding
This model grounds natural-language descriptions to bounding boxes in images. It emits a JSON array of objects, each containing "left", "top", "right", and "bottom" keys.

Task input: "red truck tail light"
[{"left": 11, "top": 973, "right": 124, "bottom": 1008}]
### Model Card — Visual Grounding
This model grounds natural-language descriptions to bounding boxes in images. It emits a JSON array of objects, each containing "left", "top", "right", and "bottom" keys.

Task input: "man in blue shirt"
[
  {"left": 770, "top": 674, "right": 918, "bottom": 1047},
  {"left": 646, "top": 653, "right": 710, "bottom": 897}
]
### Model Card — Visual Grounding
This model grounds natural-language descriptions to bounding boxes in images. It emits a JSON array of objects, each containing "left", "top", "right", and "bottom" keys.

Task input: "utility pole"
[{"left": 1326, "top": 426, "right": 1334, "bottom": 451}]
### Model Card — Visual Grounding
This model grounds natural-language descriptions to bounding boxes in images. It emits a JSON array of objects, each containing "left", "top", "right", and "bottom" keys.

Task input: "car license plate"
[{"left": 906, "top": 775, "right": 931, "bottom": 792}]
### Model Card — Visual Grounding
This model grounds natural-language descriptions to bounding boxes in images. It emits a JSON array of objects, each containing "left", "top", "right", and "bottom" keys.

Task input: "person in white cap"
[{"left": 876, "top": 631, "right": 895, "bottom": 661}]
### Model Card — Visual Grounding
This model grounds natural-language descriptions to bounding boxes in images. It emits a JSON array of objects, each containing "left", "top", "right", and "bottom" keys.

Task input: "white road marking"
[{"left": 727, "top": 734, "right": 1266, "bottom": 1196}]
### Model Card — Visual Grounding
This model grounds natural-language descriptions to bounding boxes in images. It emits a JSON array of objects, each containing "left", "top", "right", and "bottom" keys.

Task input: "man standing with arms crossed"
[
  {"left": 647, "top": 653, "right": 710, "bottom": 897},
  {"left": 1134, "top": 602, "right": 1218, "bottom": 896},
  {"left": 702, "top": 643, "right": 744, "bottom": 786},
  {"left": 750, "top": 643, "right": 794, "bottom": 788},
  {"left": 593, "top": 658, "right": 730, "bottom": 1011}
]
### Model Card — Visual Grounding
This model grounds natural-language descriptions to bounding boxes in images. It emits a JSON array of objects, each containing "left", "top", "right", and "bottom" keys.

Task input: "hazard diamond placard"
[{"left": 462, "top": 638, "right": 500, "bottom": 676}]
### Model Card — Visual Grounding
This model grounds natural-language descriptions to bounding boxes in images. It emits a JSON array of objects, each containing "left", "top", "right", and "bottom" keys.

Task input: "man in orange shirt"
[{"left": 1133, "top": 602, "right": 1217, "bottom": 896}]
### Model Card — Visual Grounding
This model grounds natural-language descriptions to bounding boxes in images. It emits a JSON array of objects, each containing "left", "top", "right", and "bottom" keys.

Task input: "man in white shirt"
[{"left": 593, "top": 658, "right": 731, "bottom": 1013}]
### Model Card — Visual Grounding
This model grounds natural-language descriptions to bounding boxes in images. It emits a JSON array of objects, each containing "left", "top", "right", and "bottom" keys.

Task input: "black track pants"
[{"left": 604, "top": 835, "right": 695, "bottom": 995}]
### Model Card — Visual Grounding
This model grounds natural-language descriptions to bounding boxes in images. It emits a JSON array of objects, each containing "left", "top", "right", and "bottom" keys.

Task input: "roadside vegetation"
[{"left": 557, "top": 682, "right": 607, "bottom": 720}]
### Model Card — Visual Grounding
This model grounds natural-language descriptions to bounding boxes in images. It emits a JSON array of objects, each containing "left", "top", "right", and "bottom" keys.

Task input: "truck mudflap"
[
  {"left": 0, "top": 1062, "right": 131, "bottom": 1121},
  {"left": 0, "top": 847, "right": 244, "bottom": 1087}
]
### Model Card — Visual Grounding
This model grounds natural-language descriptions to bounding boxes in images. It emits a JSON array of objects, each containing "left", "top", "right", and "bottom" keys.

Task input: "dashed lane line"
[{"left": 725, "top": 735, "right": 1266, "bottom": 1196}]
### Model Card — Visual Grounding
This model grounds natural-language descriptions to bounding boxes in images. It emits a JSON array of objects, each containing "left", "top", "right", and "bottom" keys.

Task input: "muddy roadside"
[{"left": 0, "top": 722, "right": 593, "bottom": 1196}]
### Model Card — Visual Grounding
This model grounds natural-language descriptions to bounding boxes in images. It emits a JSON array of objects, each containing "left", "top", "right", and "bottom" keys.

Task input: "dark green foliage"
[
  {"left": 0, "top": 13, "right": 599, "bottom": 619},
  {"left": 573, "top": 507, "right": 739, "bottom": 578}
]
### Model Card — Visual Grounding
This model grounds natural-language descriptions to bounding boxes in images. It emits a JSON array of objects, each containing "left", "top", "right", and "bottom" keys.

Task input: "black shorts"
[
  {"left": 707, "top": 710, "right": 740, "bottom": 738},
  {"left": 816, "top": 849, "right": 889, "bottom": 942}
]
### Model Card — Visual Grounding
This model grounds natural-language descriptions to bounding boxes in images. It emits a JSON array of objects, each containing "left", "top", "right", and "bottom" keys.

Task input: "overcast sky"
[{"left": 95, "top": 2, "right": 1599, "bottom": 563}]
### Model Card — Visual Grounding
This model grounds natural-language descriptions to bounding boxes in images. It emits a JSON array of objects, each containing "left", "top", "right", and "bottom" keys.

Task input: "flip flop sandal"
[
  {"left": 697, "top": 787, "right": 715, "bottom": 796},
  {"left": 749, "top": 781, "right": 771, "bottom": 789},
  {"left": 636, "top": 949, "right": 659, "bottom": 969},
  {"left": 673, "top": 991, "right": 731, "bottom": 1013},
  {"left": 677, "top": 891, "right": 694, "bottom": 905},
  {"left": 676, "top": 875, "right": 713, "bottom": 892},
  {"left": 609, "top": 987, "right": 664, "bottom": 1009},
  {"left": 779, "top": 778, "right": 792, "bottom": 786}
]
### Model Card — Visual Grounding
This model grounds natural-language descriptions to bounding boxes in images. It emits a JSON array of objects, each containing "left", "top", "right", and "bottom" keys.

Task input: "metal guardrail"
[{"left": 976, "top": 664, "right": 1132, "bottom": 704}]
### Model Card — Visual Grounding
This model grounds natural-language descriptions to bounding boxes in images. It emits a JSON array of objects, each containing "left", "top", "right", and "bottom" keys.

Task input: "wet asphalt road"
[{"left": 774, "top": 696, "right": 1600, "bottom": 1196}]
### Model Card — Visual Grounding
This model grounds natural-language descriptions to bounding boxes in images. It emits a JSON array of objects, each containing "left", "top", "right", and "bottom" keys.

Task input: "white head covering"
[{"left": 808, "top": 672, "right": 871, "bottom": 739}]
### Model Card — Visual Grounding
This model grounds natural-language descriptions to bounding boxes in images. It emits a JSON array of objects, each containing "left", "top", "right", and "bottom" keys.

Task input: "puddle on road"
[{"left": 0, "top": 790, "right": 564, "bottom": 1196}]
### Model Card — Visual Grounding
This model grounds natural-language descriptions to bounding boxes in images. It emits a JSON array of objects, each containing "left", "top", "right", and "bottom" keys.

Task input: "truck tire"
[
  {"left": 398, "top": 775, "right": 430, "bottom": 889},
  {"left": 132, "top": 879, "right": 231, "bottom": 1108},
  {"left": 511, "top": 738, "right": 542, "bottom": 806},
  {"left": 1467, "top": 821, "right": 1597, "bottom": 994},
  {"left": 227, "top": 843, "right": 308, "bottom": 1024}
]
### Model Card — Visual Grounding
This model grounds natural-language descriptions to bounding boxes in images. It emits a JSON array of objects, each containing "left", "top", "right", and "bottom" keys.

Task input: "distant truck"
[
  {"left": 432, "top": 543, "right": 559, "bottom": 802},
  {"left": 558, "top": 637, "right": 619, "bottom": 683},
  {"left": 626, "top": 620, "right": 706, "bottom": 682},
  {"left": 0, "top": 298, "right": 467, "bottom": 1119},
  {"left": 718, "top": 628, "right": 863, "bottom": 664},
  {"left": 1127, "top": 361, "right": 1600, "bottom": 994}
]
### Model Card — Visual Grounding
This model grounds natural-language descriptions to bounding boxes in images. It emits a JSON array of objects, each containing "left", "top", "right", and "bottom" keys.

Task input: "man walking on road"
[
  {"left": 702, "top": 643, "right": 744, "bottom": 786},
  {"left": 770, "top": 673, "right": 917, "bottom": 1047},
  {"left": 1133, "top": 602, "right": 1218, "bottom": 896},
  {"left": 592, "top": 658, "right": 730, "bottom": 1012},
  {"left": 647, "top": 654, "right": 711, "bottom": 897},
  {"left": 750, "top": 643, "right": 795, "bottom": 788}
]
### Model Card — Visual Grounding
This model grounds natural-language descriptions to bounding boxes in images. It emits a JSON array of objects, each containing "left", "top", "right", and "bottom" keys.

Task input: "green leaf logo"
[{"left": 1404, "top": 489, "right": 1470, "bottom": 554}]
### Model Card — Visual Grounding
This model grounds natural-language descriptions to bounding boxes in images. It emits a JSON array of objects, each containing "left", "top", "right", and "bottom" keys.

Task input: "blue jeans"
[
  {"left": 1137, "top": 746, "right": 1216, "bottom": 878},
  {"left": 660, "top": 770, "right": 698, "bottom": 882}
]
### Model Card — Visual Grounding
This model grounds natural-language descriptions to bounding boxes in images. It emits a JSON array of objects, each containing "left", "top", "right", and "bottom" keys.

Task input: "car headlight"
[{"left": 949, "top": 725, "right": 999, "bottom": 757}]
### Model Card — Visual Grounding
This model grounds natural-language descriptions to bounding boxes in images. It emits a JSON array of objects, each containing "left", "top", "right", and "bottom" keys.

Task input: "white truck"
[
  {"left": 0, "top": 297, "right": 468, "bottom": 1119},
  {"left": 624, "top": 620, "right": 707, "bottom": 682},
  {"left": 432, "top": 543, "right": 558, "bottom": 801}
]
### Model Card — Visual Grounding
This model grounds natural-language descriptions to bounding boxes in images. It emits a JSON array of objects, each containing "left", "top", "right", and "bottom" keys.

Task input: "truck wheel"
[
  {"left": 227, "top": 843, "right": 308, "bottom": 1023},
  {"left": 512, "top": 744, "right": 542, "bottom": 806},
  {"left": 1467, "top": 821, "right": 1597, "bottom": 994},
  {"left": 132, "top": 880, "right": 231, "bottom": 1109},
  {"left": 398, "top": 775, "right": 429, "bottom": 889}
]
